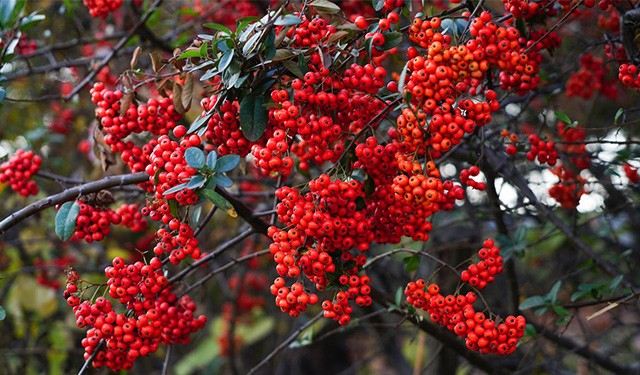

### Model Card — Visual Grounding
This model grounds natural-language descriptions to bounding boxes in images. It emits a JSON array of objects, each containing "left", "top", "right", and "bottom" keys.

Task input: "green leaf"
[
  {"left": 397, "top": 61, "right": 410, "bottom": 92},
  {"left": 552, "top": 305, "right": 570, "bottom": 316},
  {"left": 0, "top": 305, "right": 6, "bottom": 321},
  {"left": 201, "top": 189, "right": 237, "bottom": 217},
  {"left": 203, "top": 22, "right": 232, "bottom": 36},
  {"left": 218, "top": 49, "right": 234, "bottom": 72},
  {"left": 394, "top": 286, "right": 403, "bottom": 306},
  {"left": 608, "top": 275, "right": 623, "bottom": 293},
  {"left": 310, "top": 0, "right": 341, "bottom": 14},
  {"left": 239, "top": 93, "right": 268, "bottom": 142},
  {"left": 283, "top": 59, "right": 304, "bottom": 79},
  {"left": 351, "top": 168, "right": 367, "bottom": 182},
  {"left": 187, "top": 175, "right": 206, "bottom": 190},
  {"left": 614, "top": 108, "right": 624, "bottom": 125},
  {"left": 55, "top": 201, "right": 79, "bottom": 241},
  {"left": 163, "top": 182, "right": 189, "bottom": 196},
  {"left": 519, "top": 295, "right": 547, "bottom": 310},
  {"left": 524, "top": 324, "right": 536, "bottom": 337},
  {"left": 0, "top": 87, "right": 5, "bottom": 104},
  {"left": 381, "top": 32, "right": 402, "bottom": 50},
  {"left": 243, "top": 31, "right": 262, "bottom": 56},
  {"left": 274, "top": 14, "right": 303, "bottom": 26},
  {"left": 19, "top": 11, "right": 45, "bottom": 32},
  {"left": 168, "top": 199, "right": 180, "bottom": 218},
  {"left": 211, "top": 173, "right": 233, "bottom": 188},
  {"left": 184, "top": 147, "right": 206, "bottom": 169},
  {"left": 215, "top": 154, "right": 240, "bottom": 173},
  {"left": 206, "top": 150, "right": 218, "bottom": 169},
  {"left": 178, "top": 50, "right": 202, "bottom": 59},
  {"left": 200, "top": 41, "right": 208, "bottom": 57},
  {"left": 554, "top": 111, "right": 571, "bottom": 124},
  {"left": 402, "top": 254, "right": 420, "bottom": 272},
  {"left": 372, "top": 0, "right": 384, "bottom": 11},
  {"left": 548, "top": 281, "right": 562, "bottom": 303}
]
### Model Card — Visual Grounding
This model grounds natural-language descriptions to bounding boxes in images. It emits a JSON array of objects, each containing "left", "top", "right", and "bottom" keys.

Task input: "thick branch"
[{"left": 0, "top": 172, "right": 148, "bottom": 236}]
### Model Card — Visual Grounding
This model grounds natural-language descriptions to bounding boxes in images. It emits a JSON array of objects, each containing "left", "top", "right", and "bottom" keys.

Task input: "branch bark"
[{"left": 0, "top": 172, "right": 149, "bottom": 236}]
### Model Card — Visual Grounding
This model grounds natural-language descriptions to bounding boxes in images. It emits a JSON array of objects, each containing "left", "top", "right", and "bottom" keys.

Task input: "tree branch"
[{"left": 0, "top": 172, "right": 148, "bottom": 236}]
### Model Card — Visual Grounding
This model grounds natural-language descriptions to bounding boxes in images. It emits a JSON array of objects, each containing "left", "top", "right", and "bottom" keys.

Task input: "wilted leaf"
[
  {"left": 182, "top": 73, "right": 194, "bottom": 109},
  {"left": 130, "top": 46, "right": 142, "bottom": 69}
]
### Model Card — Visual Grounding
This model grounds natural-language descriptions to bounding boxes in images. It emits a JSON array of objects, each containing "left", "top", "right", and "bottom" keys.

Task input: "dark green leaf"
[
  {"left": 206, "top": 150, "right": 218, "bottom": 169},
  {"left": 614, "top": 108, "right": 624, "bottom": 125},
  {"left": 184, "top": 147, "right": 206, "bottom": 169},
  {"left": 397, "top": 61, "right": 409, "bottom": 92},
  {"left": 519, "top": 295, "right": 547, "bottom": 310},
  {"left": 554, "top": 111, "right": 571, "bottom": 125},
  {"left": 239, "top": 93, "right": 268, "bottom": 142},
  {"left": 372, "top": 0, "right": 384, "bottom": 11},
  {"left": 203, "top": 22, "right": 232, "bottom": 36},
  {"left": 381, "top": 32, "right": 402, "bottom": 50},
  {"left": 548, "top": 281, "right": 562, "bottom": 303},
  {"left": 163, "top": 182, "right": 189, "bottom": 195},
  {"left": 0, "top": 88, "right": 5, "bottom": 104},
  {"left": 0, "top": 305, "right": 5, "bottom": 320},
  {"left": 215, "top": 154, "right": 240, "bottom": 173},
  {"left": 274, "top": 14, "right": 303, "bottom": 26},
  {"left": 552, "top": 305, "right": 570, "bottom": 316},
  {"left": 55, "top": 201, "right": 79, "bottom": 241},
  {"left": 283, "top": 59, "right": 304, "bottom": 79},
  {"left": 168, "top": 199, "right": 179, "bottom": 218},
  {"left": 351, "top": 168, "right": 367, "bottom": 182},
  {"left": 212, "top": 173, "right": 233, "bottom": 188},
  {"left": 608, "top": 275, "right": 624, "bottom": 293},
  {"left": 394, "top": 286, "right": 403, "bottom": 307},
  {"left": 310, "top": 0, "right": 341, "bottom": 14},
  {"left": 201, "top": 189, "right": 237, "bottom": 217},
  {"left": 402, "top": 254, "right": 420, "bottom": 272}
]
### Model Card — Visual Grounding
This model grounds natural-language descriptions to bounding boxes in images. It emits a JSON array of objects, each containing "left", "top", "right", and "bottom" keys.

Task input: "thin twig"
[
  {"left": 77, "top": 339, "right": 104, "bottom": 375},
  {"left": 245, "top": 312, "right": 323, "bottom": 375}
]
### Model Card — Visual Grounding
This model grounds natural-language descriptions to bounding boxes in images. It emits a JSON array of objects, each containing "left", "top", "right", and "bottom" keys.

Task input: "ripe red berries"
[{"left": 0, "top": 150, "right": 41, "bottom": 196}]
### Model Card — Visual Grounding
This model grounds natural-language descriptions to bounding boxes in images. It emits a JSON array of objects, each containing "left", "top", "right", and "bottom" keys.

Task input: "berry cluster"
[
  {"left": 0, "top": 149, "right": 41, "bottom": 196},
  {"left": 65, "top": 259, "right": 206, "bottom": 371},
  {"left": 459, "top": 239, "right": 505, "bottom": 289},
  {"left": 566, "top": 53, "right": 616, "bottom": 100},
  {"left": 460, "top": 166, "right": 486, "bottom": 191},
  {"left": 69, "top": 201, "right": 121, "bottom": 243},
  {"left": 83, "top": 0, "right": 123, "bottom": 19},
  {"left": 526, "top": 134, "right": 558, "bottom": 166},
  {"left": 321, "top": 274, "right": 372, "bottom": 325},
  {"left": 618, "top": 63, "right": 640, "bottom": 91},
  {"left": 200, "top": 98, "right": 252, "bottom": 156},
  {"left": 90, "top": 82, "right": 182, "bottom": 176},
  {"left": 145, "top": 134, "right": 201, "bottom": 205},
  {"left": 115, "top": 203, "right": 148, "bottom": 232},
  {"left": 406, "top": 240, "right": 525, "bottom": 354},
  {"left": 153, "top": 221, "right": 202, "bottom": 265},
  {"left": 548, "top": 165, "right": 588, "bottom": 209},
  {"left": 271, "top": 278, "right": 319, "bottom": 318}
]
